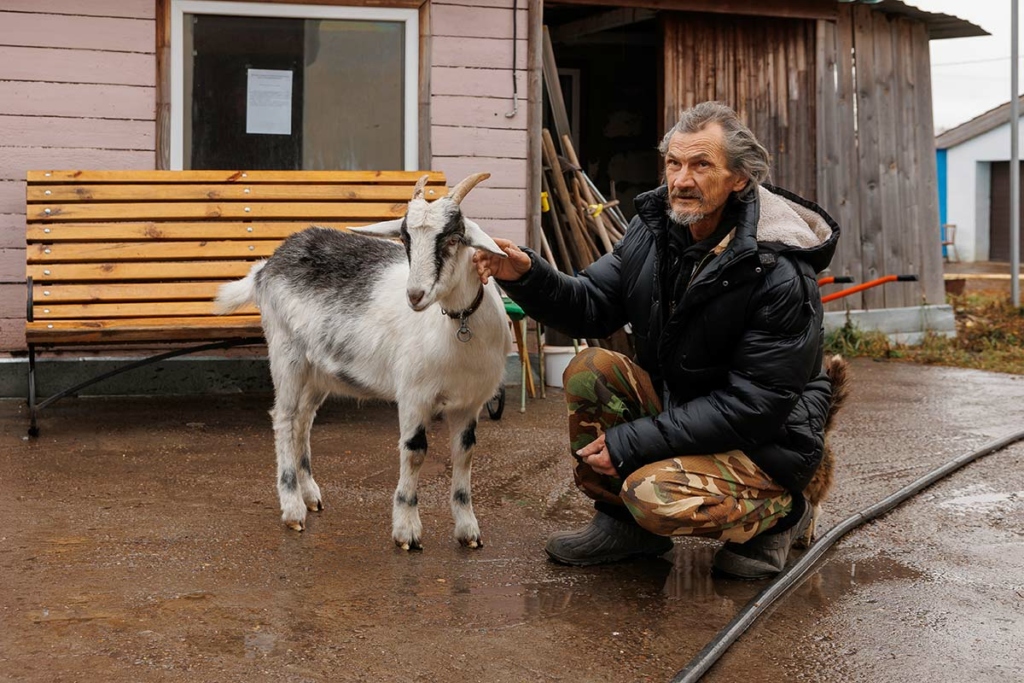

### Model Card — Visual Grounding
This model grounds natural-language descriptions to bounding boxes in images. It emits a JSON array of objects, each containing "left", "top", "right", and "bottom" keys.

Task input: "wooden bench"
[{"left": 25, "top": 169, "right": 447, "bottom": 435}]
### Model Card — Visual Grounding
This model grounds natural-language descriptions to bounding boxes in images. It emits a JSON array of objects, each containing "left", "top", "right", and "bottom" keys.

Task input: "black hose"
[{"left": 671, "top": 428, "right": 1024, "bottom": 683}]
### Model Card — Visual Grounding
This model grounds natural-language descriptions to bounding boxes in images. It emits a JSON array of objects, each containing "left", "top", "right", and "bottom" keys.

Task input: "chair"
[
  {"left": 941, "top": 223, "right": 959, "bottom": 263},
  {"left": 502, "top": 296, "right": 543, "bottom": 413}
]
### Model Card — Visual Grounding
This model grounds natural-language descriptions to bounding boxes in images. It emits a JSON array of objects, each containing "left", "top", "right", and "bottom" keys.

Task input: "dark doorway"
[
  {"left": 989, "top": 161, "right": 1024, "bottom": 262},
  {"left": 544, "top": 6, "right": 661, "bottom": 220}
]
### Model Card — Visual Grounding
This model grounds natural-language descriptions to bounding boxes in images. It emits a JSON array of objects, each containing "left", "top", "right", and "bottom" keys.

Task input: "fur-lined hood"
[{"left": 633, "top": 183, "right": 840, "bottom": 275}]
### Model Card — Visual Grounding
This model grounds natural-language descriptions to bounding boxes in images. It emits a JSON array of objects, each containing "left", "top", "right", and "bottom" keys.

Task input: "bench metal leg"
[
  {"left": 28, "top": 344, "right": 39, "bottom": 437},
  {"left": 536, "top": 320, "right": 545, "bottom": 399},
  {"left": 25, "top": 338, "right": 261, "bottom": 438},
  {"left": 520, "top": 326, "right": 527, "bottom": 413}
]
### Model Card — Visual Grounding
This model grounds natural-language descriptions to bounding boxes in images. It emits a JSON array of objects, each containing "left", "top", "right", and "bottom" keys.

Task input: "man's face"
[{"left": 664, "top": 123, "right": 749, "bottom": 226}]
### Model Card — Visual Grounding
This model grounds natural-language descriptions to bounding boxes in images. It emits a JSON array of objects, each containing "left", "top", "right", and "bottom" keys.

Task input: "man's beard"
[
  {"left": 666, "top": 189, "right": 705, "bottom": 226},
  {"left": 666, "top": 207, "right": 704, "bottom": 226}
]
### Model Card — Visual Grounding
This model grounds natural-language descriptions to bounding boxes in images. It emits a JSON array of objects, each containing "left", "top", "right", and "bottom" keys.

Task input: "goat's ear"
[
  {"left": 463, "top": 219, "right": 507, "bottom": 258},
  {"left": 348, "top": 218, "right": 404, "bottom": 238}
]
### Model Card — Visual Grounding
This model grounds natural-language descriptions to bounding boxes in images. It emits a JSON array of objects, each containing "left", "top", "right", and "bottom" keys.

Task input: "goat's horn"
[
  {"left": 411, "top": 174, "right": 430, "bottom": 200},
  {"left": 447, "top": 172, "right": 491, "bottom": 205}
]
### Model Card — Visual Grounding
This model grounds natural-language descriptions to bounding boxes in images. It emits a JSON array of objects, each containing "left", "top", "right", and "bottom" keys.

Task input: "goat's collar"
[{"left": 441, "top": 285, "right": 486, "bottom": 343}]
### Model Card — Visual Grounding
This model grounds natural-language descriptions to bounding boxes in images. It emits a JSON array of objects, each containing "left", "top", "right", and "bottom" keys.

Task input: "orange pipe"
[
  {"left": 817, "top": 275, "right": 854, "bottom": 287},
  {"left": 821, "top": 275, "right": 910, "bottom": 303}
]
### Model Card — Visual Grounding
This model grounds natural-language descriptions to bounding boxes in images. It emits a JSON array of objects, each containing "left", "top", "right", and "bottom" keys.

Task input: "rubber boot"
[
  {"left": 545, "top": 511, "right": 674, "bottom": 566},
  {"left": 712, "top": 498, "right": 813, "bottom": 580}
]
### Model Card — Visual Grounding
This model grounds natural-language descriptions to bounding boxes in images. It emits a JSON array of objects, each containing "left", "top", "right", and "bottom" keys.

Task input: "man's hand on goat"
[
  {"left": 474, "top": 238, "right": 532, "bottom": 284},
  {"left": 576, "top": 433, "right": 617, "bottom": 476}
]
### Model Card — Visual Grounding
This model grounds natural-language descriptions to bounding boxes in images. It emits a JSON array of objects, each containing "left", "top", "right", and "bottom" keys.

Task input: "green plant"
[
  {"left": 826, "top": 294, "right": 1024, "bottom": 375},
  {"left": 824, "top": 320, "right": 892, "bottom": 357}
]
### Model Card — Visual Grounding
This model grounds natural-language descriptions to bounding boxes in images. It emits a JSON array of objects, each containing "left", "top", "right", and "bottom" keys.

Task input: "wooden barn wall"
[
  {"left": 0, "top": 1, "right": 157, "bottom": 351},
  {"left": 817, "top": 4, "right": 943, "bottom": 310},
  {"left": 662, "top": 12, "right": 818, "bottom": 200},
  {"left": 663, "top": 5, "right": 943, "bottom": 311}
]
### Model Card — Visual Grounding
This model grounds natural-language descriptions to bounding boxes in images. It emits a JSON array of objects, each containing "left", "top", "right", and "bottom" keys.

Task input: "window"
[{"left": 170, "top": 1, "right": 418, "bottom": 170}]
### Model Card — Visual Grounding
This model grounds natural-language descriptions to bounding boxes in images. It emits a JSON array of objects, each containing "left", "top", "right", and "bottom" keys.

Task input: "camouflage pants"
[{"left": 563, "top": 347, "right": 792, "bottom": 543}]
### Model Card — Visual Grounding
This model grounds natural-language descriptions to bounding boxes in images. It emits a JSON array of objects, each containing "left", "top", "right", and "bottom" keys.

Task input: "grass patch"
[{"left": 824, "top": 293, "right": 1024, "bottom": 375}]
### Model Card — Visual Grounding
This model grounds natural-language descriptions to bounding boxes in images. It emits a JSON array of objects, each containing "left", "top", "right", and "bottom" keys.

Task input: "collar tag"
[{"left": 441, "top": 285, "right": 485, "bottom": 343}]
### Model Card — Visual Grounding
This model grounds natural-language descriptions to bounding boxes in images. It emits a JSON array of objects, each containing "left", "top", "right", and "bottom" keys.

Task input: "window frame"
[{"left": 169, "top": 0, "right": 420, "bottom": 170}]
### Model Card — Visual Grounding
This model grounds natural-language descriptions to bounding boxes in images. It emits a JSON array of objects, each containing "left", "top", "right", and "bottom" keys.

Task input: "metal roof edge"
[
  {"left": 870, "top": 0, "right": 988, "bottom": 41},
  {"left": 936, "top": 97, "right": 1024, "bottom": 149}
]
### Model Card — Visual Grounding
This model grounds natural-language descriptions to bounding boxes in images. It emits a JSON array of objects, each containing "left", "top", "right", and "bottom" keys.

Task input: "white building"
[{"left": 936, "top": 97, "right": 1024, "bottom": 263}]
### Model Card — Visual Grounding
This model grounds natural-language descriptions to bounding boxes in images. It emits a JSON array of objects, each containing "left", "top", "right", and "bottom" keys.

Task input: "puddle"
[
  {"left": 938, "top": 487, "right": 1024, "bottom": 513},
  {"left": 387, "top": 542, "right": 931, "bottom": 635},
  {"left": 244, "top": 631, "right": 278, "bottom": 659}
]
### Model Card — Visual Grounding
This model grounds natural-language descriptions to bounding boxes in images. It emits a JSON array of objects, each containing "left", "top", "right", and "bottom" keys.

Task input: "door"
[{"left": 989, "top": 161, "right": 1024, "bottom": 262}]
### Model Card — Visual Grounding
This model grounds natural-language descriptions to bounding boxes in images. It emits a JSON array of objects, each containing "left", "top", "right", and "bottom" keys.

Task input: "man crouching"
[{"left": 474, "top": 101, "right": 841, "bottom": 579}]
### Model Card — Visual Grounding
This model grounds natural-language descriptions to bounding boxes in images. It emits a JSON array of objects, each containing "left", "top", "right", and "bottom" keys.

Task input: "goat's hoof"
[
  {"left": 459, "top": 537, "right": 484, "bottom": 549},
  {"left": 285, "top": 520, "right": 305, "bottom": 532},
  {"left": 396, "top": 539, "right": 423, "bottom": 552},
  {"left": 307, "top": 499, "right": 324, "bottom": 512}
]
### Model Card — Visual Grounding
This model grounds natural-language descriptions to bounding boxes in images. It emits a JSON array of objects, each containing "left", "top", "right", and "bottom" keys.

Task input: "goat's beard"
[{"left": 666, "top": 189, "right": 706, "bottom": 226}]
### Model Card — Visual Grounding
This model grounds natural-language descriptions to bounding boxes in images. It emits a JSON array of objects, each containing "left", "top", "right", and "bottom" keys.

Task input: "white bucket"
[{"left": 543, "top": 345, "right": 584, "bottom": 388}]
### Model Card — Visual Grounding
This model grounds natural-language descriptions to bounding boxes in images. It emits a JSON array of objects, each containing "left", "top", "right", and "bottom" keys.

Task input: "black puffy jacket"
[{"left": 499, "top": 184, "right": 840, "bottom": 493}]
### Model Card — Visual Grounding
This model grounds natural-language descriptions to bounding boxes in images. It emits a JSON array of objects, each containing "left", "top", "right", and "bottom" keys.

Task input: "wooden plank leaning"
[
  {"left": 541, "top": 129, "right": 594, "bottom": 267},
  {"left": 560, "top": 134, "right": 614, "bottom": 253}
]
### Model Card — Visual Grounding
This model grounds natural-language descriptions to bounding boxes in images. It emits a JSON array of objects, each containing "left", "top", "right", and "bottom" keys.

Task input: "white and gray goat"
[{"left": 215, "top": 173, "right": 511, "bottom": 550}]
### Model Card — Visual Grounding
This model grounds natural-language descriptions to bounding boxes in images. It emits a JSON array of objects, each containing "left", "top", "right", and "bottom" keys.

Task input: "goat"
[
  {"left": 215, "top": 173, "right": 512, "bottom": 550},
  {"left": 798, "top": 354, "right": 851, "bottom": 547}
]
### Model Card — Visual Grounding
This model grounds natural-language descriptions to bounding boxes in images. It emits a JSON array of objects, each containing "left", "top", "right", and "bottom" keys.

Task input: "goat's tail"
[
  {"left": 802, "top": 355, "right": 851, "bottom": 511},
  {"left": 214, "top": 261, "right": 265, "bottom": 315}
]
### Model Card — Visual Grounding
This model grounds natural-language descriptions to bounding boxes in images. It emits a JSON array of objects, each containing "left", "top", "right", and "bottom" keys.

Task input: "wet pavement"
[{"left": 1, "top": 359, "right": 1023, "bottom": 682}]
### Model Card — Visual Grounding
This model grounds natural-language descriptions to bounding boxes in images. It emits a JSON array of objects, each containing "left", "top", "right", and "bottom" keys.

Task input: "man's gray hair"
[{"left": 658, "top": 101, "right": 770, "bottom": 201}]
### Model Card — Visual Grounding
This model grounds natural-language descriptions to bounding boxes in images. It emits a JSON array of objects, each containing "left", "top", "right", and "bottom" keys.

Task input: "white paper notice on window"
[{"left": 246, "top": 69, "right": 293, "bottom": 135}]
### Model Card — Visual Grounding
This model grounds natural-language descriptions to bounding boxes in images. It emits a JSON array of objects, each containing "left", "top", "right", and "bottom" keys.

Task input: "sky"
[{"left": 914, "top": 1, "right": 1023, "bottom": 132}]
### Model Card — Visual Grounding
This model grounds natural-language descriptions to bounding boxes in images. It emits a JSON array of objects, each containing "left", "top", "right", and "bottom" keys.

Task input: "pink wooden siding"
[
  {"left": 432, "top": 36, "right": 528, "bottom": 70},
  {"left": 0, "top": 81, "right": 155, "bottom": 119},
  {"left": 430, "top": 0, "right": 530, "bottom": 245},
  {"left": 0, "top": 3, "right": 155, "bottom": 351},
  {"left": 0, "top": 11, "right": 154, "bottom": 52},
  {"left": 0, "top": 0, "right": 154, "bottom": 18},
  {"left": 0, "top": 182, "right": 24, "bottom": 217},
  {"left": 0, "top": 0, "right": 530, "bottom": 354},
  {"left": 431, "top": 126, "right": 527, "bottom": 158},
  {"left": 0, "top": 116, "right": 154, "bottom": 152},
  {"left": 0, "top": 46, "right": 155, "bottom": 87},
  {"left": 431, "top": 67, "right": 527, "bottom": 100},
  {"left": 431, "top": 4, "right": 528, "bottom": 38}
]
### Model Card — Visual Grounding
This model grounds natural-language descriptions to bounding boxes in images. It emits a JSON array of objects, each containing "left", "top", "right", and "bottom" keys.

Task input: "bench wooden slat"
[
  {"left": 33, "top": 301, "right": 259, "bottom": 319},
  {"left": 29, "top": 241, "right": 281, "bottom": 263},
  {"left": 27, "top": 170, "right": 445, "bottom": 184},
  {"left": 27, "top": 221, "right": 355, "bottom": 242},
  {"left": 26, "top": 315, "right": 263, "bottom": 345},
  {"left": 33, "top": 282, "right": 226, "bottom": 303},
  {"left": 24, "top": 169, "right": 442, "bottom": 356},
  {"left": 28, "top": 201, "right": 407, "bottom": 222},
  {"left": 27, "top": 183, "right": 448, "bottom": 203},
  {"left": 29, "top": 260, "right": 258, "bottom": 282},
  {"left": 20, "top": 169, "right": 454, "bottom": 436}
]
